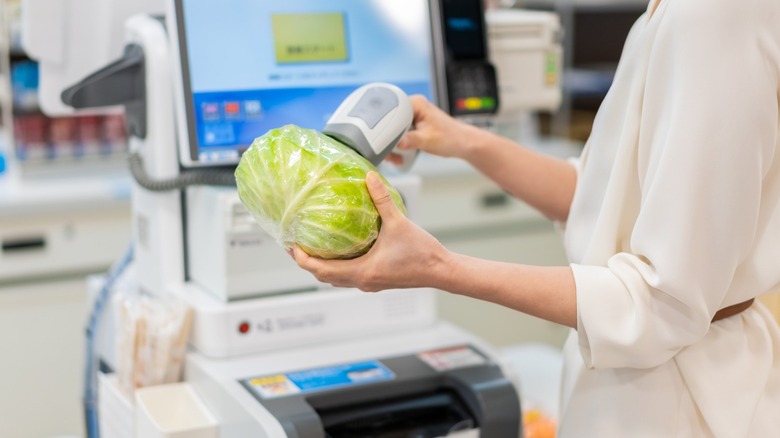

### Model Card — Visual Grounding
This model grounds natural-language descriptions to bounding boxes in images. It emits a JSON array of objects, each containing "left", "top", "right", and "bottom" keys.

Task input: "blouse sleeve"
[{"left": 573, "top": 1, "right": 779, "bottom": 369}]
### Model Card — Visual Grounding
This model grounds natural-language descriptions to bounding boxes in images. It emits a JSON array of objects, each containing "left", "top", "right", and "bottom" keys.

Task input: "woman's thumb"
[{"left": 366, "top": 172, "right": 401, "bottom": 220}]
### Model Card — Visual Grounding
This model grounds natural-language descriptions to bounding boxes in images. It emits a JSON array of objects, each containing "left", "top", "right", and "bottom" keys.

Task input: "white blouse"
[{"left": 559, "top": 0, "right": 780, "bottom": 435}]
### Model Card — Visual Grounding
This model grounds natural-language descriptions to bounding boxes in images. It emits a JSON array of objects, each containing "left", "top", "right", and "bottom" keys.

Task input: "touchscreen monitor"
[{"left": 169, "top": 0, "right": 444, "bottom": 167}]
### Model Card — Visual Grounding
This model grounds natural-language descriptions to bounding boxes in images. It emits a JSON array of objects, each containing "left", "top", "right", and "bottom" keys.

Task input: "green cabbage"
[{"left": 235, "top": 124, "right": 406, "bottom": 259}]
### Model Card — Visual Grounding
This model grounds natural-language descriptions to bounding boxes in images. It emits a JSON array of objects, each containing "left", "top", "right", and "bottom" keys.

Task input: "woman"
[{"left": 293, "top": 0, "right": 780, "bottom": 435}]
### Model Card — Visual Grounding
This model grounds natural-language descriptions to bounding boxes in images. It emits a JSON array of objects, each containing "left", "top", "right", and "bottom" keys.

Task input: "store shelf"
[{"left": 0, "top": 172, "right": 131, "bottom": 217}]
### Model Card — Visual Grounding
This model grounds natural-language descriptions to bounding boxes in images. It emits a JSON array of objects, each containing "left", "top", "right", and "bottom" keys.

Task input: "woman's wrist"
[
  {"left": 456, "top": 123, "right": 497, "bottom": 163},
  {"left": 426, "top": 245, "right": 460, "bottom": 291}
]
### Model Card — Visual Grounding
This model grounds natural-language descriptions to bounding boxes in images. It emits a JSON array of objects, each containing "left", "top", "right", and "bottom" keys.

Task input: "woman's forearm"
[
  {"left": 432, "top": 251, "right": 577, "bottom": 328},
  {"left": 461, "top": 130, "right": 578, "bottom": 223}
]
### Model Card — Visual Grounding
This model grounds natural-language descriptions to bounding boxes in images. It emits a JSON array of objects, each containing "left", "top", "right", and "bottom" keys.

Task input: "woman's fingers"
[
  {"left": 366, "top": 172, "right": 402, "bottom": 221},
  {"left": 292, "top": 245, "right": 335, "bottom": 280},
  {"left": 385, "top": 152, "right": 405, "bottom": 165}
]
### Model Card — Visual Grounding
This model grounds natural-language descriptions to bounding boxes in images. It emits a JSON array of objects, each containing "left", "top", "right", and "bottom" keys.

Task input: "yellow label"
[
  {"left": 249, "top": 374, "right": 300, "bottom": 397},
  {"left": 272, "top": 13, "right": 348, "bottom": 63},
  {"left": 250, "top": 375, "right": 287, "bottom": 386}
]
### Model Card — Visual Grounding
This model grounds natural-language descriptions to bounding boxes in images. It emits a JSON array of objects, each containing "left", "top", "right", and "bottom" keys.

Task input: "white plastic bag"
[{"left": 114, "top": 287, "right": 192, "bottom": 394}]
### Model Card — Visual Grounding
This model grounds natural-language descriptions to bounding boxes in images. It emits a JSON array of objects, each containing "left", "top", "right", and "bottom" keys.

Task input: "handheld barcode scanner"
[{"left": 323, "top": 83, "right": 418, "bottom": 171}]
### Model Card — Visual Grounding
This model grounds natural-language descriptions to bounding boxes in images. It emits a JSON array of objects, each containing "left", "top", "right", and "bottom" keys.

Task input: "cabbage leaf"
[{"left": 235, "top": 125, "right": 405, "bottom": 259}]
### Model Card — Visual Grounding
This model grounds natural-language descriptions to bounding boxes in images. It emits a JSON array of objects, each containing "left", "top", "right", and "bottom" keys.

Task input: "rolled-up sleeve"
[{"left": 573, "top": 1, "right": 778, "bottom": 369}]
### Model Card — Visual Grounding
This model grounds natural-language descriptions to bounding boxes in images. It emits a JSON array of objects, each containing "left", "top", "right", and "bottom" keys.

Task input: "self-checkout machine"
[{"left": 37, "top": 0, "right": 524, "bottom": 436}]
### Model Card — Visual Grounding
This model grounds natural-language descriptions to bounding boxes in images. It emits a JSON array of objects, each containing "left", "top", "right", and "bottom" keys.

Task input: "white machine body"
[
  {"left": 21, "top": 0, "right": 163, "bottom": 115},
  {"left": 186, "top": 187, "right": 320, "bottom": 302},
  {"left": 124, "top": 15, "right": 185, "bottom": 298},
  {"left": 184, "top": 283, "right": 438, "bottom": 358},
  {"left": 486, "top": 9, "right": 563, "bottom": 114}
]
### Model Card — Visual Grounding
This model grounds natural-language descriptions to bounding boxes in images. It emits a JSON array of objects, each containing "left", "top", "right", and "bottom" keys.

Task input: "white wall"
[
  {"left": 0, "top": 277, "right": 88, "bottom": 438},
  {"left": 0, "top": 198, "right": 130, "bottom": 437}
]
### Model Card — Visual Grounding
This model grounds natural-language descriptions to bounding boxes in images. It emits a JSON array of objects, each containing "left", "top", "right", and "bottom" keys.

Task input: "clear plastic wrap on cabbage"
[{"left": 235, "top": 124, "right": 406, "bottom": 259}]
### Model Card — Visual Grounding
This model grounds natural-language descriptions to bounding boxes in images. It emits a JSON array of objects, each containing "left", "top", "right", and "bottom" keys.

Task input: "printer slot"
[
  {"left": 318, "top": 389, "right": 476, "bottom": 438},
  {"left": 2, "top": 236, "right": 46, "bottom": 253}
]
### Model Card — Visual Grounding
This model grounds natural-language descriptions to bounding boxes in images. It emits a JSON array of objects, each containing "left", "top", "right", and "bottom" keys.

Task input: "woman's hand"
[
  {"left": 292, "top": 171, "right": 450, "bottom": 292},
  {"left": 386, "top": 95, "right": 485, "bottom": 165}
]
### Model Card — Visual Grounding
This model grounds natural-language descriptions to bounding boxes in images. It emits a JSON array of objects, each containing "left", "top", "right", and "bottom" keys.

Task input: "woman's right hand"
[{"left": 389, "top": 95, "right": 485, "bottom": 162}]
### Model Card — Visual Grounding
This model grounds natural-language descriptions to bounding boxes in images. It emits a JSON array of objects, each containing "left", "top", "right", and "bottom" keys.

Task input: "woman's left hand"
[{"left": 292, "top": 171, "right": 449, "bottom": 292}]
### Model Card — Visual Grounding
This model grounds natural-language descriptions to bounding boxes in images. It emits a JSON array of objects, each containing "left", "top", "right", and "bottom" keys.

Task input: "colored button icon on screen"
[
  {"left": 203, "top": 123, "right": 236, "bottom": 145},
  {"left": 224, "top": 101, "right": 242, "bottom": 120},
  {"left": 202, "top": 102, "right": 220, "bottom": 121},
  {"left": 244, "top": 100, "right": 263, "bottom": 118}
]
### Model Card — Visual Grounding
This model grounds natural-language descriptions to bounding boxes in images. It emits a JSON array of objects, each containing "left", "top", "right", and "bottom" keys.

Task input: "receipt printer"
[{"left": 186, "top": 329, "right": 522, "bottom": 438}]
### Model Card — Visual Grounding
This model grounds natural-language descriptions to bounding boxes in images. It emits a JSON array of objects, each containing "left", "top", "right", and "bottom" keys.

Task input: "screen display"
[
  {"left": 441, "top": 0, "right": 486, "bottom": 60},
  {"left": 176, "top": 0, "right": 440, "bottom": 165}
]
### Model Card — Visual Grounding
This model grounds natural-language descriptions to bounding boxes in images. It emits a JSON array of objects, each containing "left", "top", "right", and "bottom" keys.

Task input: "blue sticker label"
[
  {"left": 287, "top": 361, "right": 394, "bottom": 392},
  {"left": 246, "top": 361, "right": 394, "bottom": 399}
]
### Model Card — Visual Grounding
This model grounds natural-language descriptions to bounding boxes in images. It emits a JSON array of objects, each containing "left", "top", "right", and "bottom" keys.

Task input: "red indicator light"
[{"left": 238, "top": 321, "right": 250, "bottom": 334}]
